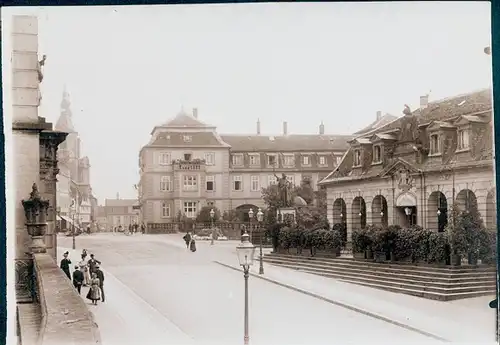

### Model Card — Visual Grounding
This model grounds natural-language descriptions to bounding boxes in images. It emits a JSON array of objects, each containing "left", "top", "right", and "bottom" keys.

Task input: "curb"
[{"left": 213, "top": 260, "right": 449, "bottom": 343}]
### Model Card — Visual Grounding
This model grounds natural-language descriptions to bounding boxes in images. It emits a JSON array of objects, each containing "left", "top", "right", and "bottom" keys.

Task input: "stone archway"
[
  {"left": 486, "top": 189, "right": 496, "bottom": 230},
  {"left": 332, "top": 198, "right": 347, "bottom": 225},
  {"left": 456, "top": 189, "right": 478, "bottom": 213},
  {"left": 428, "top": 191, "right": 448, "bottom": 232},
  {"left": 371, "top": 195, "right": 388, "bottom": 227},
  {"left": 352, "top": 196, "right": 366, "bottom": 230}
]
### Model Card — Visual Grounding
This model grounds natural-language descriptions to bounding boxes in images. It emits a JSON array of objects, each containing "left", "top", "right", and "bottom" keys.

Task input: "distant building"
[
  {"left": 104, "top": 198, "right": 140, "bottom": 230},
  {"left": 55, "top": 88, "right": 95, "bottom": 231},
  {"left": 320, "top": 89, "right": 495, "bottom": 244},
  {"left": 95, "top": 206, "right": 107, "bottom": 231},
  {"left": 138, "top": 108, "right": 387, "bottom": 228}
]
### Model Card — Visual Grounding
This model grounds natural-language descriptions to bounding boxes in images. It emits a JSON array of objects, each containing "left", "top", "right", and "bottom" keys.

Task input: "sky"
[{"left": 3, "top": 2, "right": 492, "bottom": 202}]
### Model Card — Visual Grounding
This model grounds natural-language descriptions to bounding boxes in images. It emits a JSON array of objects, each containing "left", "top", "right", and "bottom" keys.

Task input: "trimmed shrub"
[{"left": 427, "top": 232, "right": 449, "bottom": 263}]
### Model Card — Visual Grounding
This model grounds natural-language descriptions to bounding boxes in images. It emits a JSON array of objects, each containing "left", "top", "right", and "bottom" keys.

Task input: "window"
[
  {"left": 206, "top": 176, "right": 215, "bottom": 191},
  {"left": 373, "top": 146, "right": 381, "bottom": 163},
  {"left": 183, "top": 175, "right": 197, "bottom": 191},
  {"left": 183, "top": 201, "right": 197, "bottom": 218},
  {"left": 249, "top": 154, "right": 260, "bottom": 166},
  {"left": 302, "top": 155, "right": 310, "bottom": 165},
  {"left": 267, "top": 154, "right": 277, "bottom": 166},
  {"left": 204, "top": 152, "right": 215, "bottom": 165},
  {"left": 233, "top": 175, "right": 242, "bottom": 191},
  {"left": 160, "top": 176, "right": 172, "bottom": 191},
  {"left": 430, "top": 134, "right": 440, "bottom": 154},
  {"left": 251, "top": 175, "right": 260, "bottom": 191},
  {"left": 232, "top": 154, "right": 243, "bottom": 166},
  {"left": 353, "top": 150, "right": 361, "bottom": 166},
  {"left": 283, "top": 155, "right": 295, "bottom": 166},
  {"left": 336, "top": 156, "right": 342, "bottom": 166},
  {"left": 183, "top": 135, "right": 192, "bottom": 142},
  {"left": 161, "top": 202, "right": 171, "bottom": 218},
  {"left": 319, "top": 156, "right": 326, "bottom": 165},
  {"left": 159, "top": 153, "right": 171, "bottom": 165},
  {"left": 268, "top": 175, "right": 277, "bottom": 186},
  {"left": 457, "top": 130, "right": 469, "bottom": 150},
  {"left": 184, "top": 153, "right": 192, "bottom": 161},
  {"left": 286, "top": 175, "right": 295, "bottom": 186}
]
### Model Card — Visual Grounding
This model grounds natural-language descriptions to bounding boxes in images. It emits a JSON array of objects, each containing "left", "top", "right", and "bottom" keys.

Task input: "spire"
[{"left": 55, "top": 85, "right": 76, "bottom": 132}]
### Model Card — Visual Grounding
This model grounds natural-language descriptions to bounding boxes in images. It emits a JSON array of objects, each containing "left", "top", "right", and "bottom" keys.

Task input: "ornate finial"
[{"left": 29, "top": 183, "right": 40, "bottom": 200}]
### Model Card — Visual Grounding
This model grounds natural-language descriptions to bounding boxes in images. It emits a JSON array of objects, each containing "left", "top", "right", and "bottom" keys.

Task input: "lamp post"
[
  {"left": 405, "top": 207, "right": 412, "bottom": 226},
  {"left": 248, "top": 208, "right": 254, "bottom": 243},
  {"left": 236, "top": 231, "right": 256, "bottom": 345},
  {"left": 257, "top": 208, "right": 264, "bottom": 275},
  {"left": 210, "top": 208, "right": 215, "bottom": 245}
]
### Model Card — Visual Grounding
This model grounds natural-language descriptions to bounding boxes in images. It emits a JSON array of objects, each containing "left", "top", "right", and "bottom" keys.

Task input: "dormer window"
[
  {"left": 372, "top": 145, "right": 382, "bottom": 163},
  {"left": 183, "top": 135, "right": 192, "bottom": 142},
  {"left": 457, "top": 129, "right": 469, "bottom": 150},
  {"left": 430, "top": 134, "right": 440, "bottom": 154},
  {"left": 353, "top": 149, "right": 361, "bottom": 166}
]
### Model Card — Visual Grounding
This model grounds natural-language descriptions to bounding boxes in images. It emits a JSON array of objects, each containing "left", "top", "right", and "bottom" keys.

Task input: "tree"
[
  {"left": 447, "top": 203, "right": 486, "bottom": 258},
  {"left": 196, "top": 206, "right": 221, "bottom": 223}
]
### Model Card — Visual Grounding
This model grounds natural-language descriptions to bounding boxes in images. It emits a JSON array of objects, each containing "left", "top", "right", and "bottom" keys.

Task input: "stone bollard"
[{"left": 22, "top": 183, "right": 50, "bottom": 254}]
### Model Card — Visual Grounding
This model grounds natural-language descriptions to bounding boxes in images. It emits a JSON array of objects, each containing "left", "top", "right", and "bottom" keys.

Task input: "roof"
[
  {"left": 104, "top": 199, "right": 138, "bottom": 207},
  {"left": 354, "top": 113, "right": 399, "bottom": 135},
  {"left": 161, "top": 111, "right": 213, "bottom": 128},
  {"left": 220, "top": 134, "right": 355, "bottom": 152},
  {"left": 149, "top": 132, "right": 229, "bottom": 147},
  {"left": 320, "top": 88, "right": 493, "bottom": 185}
]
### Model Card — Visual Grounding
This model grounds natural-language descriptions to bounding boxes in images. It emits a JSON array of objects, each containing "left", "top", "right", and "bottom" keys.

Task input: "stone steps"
[
  {"left": 264, "top": 253, "right": 497, "bottom": 301},
  {"left": 17, "top": 303, "right": 42, "bottom": 345}
]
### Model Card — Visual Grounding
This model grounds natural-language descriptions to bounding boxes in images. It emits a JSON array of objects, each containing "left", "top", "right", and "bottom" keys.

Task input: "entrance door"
[{"left": 396, "top": 206, "right": 417, "bottom": 227}]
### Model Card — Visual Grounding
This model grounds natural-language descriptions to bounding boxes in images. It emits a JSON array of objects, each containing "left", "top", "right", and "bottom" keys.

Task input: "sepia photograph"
[{"left": 2, "top": 2, "right": 497, "bottom": 345}]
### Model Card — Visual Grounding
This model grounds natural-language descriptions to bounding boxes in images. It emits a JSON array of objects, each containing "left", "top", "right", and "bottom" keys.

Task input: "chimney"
[
  {"left": 283, "top": 121, "right": 288, "bottom": 136},
  {"left": 257, "top": 119, "right": 261, "bottom": 135},
  {"left": 319, "top": 121, "right": 325, "bottom": 135},
  {"left": 376, "top": 111, "right": 382, "bottom": 121},
  {"left": 193, "top": 108, "right": 198, "bottom": 119},
  {"left": 420, "top": 95, "right": 429, "bottom": 109}
]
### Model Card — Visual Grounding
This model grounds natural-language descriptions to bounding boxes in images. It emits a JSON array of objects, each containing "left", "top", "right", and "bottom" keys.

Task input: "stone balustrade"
[{"left": 33, "top": 253, "right": 101, "bottom": 345}]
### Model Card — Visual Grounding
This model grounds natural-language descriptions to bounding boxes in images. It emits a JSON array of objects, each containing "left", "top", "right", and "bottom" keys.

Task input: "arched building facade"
[{"left": 319, "top": 89, "right": 495, "bottom": 244}]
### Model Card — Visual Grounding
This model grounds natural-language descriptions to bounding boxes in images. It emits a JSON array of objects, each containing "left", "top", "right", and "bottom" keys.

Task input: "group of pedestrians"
[
  {"left": 59, "top": 249, "right": 106, "bottom": 305},
  {"left": 113, "top": 223, "right": 146, "bottom": 235}
]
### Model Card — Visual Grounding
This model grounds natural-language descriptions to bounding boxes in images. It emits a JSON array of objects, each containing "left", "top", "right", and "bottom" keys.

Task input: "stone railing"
[{"left": 33, "top": 253, "right": 101, "bottom": 345}]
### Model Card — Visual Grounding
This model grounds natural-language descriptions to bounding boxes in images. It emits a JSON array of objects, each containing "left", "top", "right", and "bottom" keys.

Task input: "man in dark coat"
[
  {"left": 72, "top": 266, "right": 84, "bottom": 294},
  {"left": 60, "top": 251, "right": 71, "bottom": 280},
  {"left": 95, "top": 264, "right": 105, "bottom": 302},
  {"left": 183, "top": 232, "right": 192, "bottom": 249},
  {"left": 141, "top": 223, "right": 146, "bottom": 234},
  {"left": 87, "top": 254, "right": 101, "bottom": 274}
]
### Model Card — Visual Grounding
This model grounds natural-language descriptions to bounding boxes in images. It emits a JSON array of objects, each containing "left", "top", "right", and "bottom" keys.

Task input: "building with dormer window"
[
  {"left": 319, "top": 88, "right": 495, "bottom": 245},
  {"left": 138, "top": 109, "right": 390, "bottom": 227}
]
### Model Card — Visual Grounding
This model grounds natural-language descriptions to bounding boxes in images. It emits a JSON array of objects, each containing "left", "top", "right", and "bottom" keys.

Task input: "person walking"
[
  {"left": 133, "top": 223, "right": 138, "bottom": 235},
  {"left": 183, "top": 232, "right": 192, "bottom": 249},
  {"left": 86, "top": 273, "right": 101, "bottom": 305},
  {"left": 60, "top": 251, "right": 72, "bottom": 280},
  {"left": 95, "top": 264, "right": 105, "bottom": 303},
  {"left": 87, "top": 254, "right": 101, "bottom": 275},
  {"left": 190, "top": 237, "right": 197, "bottom": 252},
  {"left": 72, "top": 266, "right": 84, "bottom": 294},
  {"left": 141, "top": 223, "right": 145, "bottom": 234}
]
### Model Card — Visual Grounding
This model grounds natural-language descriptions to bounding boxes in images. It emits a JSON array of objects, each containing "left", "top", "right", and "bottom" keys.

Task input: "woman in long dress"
[{"left": 86, "top": 273, "right": 101, "bottom": 305}]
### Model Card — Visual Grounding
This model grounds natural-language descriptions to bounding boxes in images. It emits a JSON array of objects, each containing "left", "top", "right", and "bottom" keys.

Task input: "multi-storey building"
[
  {"left": 320, "top": 88, "right": 495, "bottom": 245},
  {"left": 55, "top": 88, "right": 95, "bottom": 230},
  {"left": 104, "top": 197, "right": 140, "bottom": 229},
  {"left": 138, "top": 108, "right": 384, "bottom": 227}
]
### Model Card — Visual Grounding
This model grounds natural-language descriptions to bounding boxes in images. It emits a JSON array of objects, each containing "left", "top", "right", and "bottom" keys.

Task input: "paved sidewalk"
[
  {"left": 57, "top": 247, "right": 194, "bottom": 345},
  {"left": 214, "top": 258, "right": 496, "bottom": 344}
]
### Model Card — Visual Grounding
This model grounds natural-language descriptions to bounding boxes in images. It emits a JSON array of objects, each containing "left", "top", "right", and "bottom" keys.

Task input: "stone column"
[{"left": 40, "top": 131, "right": 67, "bottom": 260}]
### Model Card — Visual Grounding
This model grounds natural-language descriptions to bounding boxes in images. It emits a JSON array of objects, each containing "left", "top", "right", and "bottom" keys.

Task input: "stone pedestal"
[{"left": 29, "top": 235, "right": 46, "bottom": 254}]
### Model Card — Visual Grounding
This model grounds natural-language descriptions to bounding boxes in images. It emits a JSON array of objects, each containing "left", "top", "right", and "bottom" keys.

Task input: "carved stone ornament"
[
  {"left": 394, "top": 168, "right": 415, "bottom": 192},
  {"left": 21, "top": 183, "right": 50, "bottom": 253}
]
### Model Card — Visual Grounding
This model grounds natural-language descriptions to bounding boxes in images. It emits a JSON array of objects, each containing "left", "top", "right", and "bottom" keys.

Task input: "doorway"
[{"left": 396, "top": 206, "right": 417, "bottom": 227}]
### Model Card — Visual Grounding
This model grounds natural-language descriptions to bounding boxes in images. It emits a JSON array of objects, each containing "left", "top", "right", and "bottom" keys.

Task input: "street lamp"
[
  {"left": 236, "top": 231, "right": 256, "bottom": 345},
  {"left": 210, "top": 208, "right": 215, "bottom": 245},
  {"left": 248, "top": 208, "right": 254, "bottom": 242},
  {"left": 257, "top": 208, "right": 264, "bottom": 275},
  {"left": 70, "top": 200, "right": 76, "bottom": 250}
]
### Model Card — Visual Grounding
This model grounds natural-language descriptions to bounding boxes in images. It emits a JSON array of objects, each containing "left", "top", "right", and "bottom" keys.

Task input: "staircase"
[{"left": 264, "top": 253, "right": 497, "bottom": 301}]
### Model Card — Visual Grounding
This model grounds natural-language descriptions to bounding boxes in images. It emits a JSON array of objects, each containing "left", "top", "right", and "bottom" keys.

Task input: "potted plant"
[
  {"left": 427, "top": 232, "right": 448, "bottom": 265},
  {"left": 393, "top": 227, "right": 413, "bottom": 262},
  {"left": 352, "top": 229, "right": 367, "bottom": 259},
  {"left": 386, "top": 225, "right": 400, "bottom": 261},
  {"left": 324, "top": 229, "right": 342, "bottom": 257},
  {"left": 372, "top": 229, "right": 388, "bottom": 263}
]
